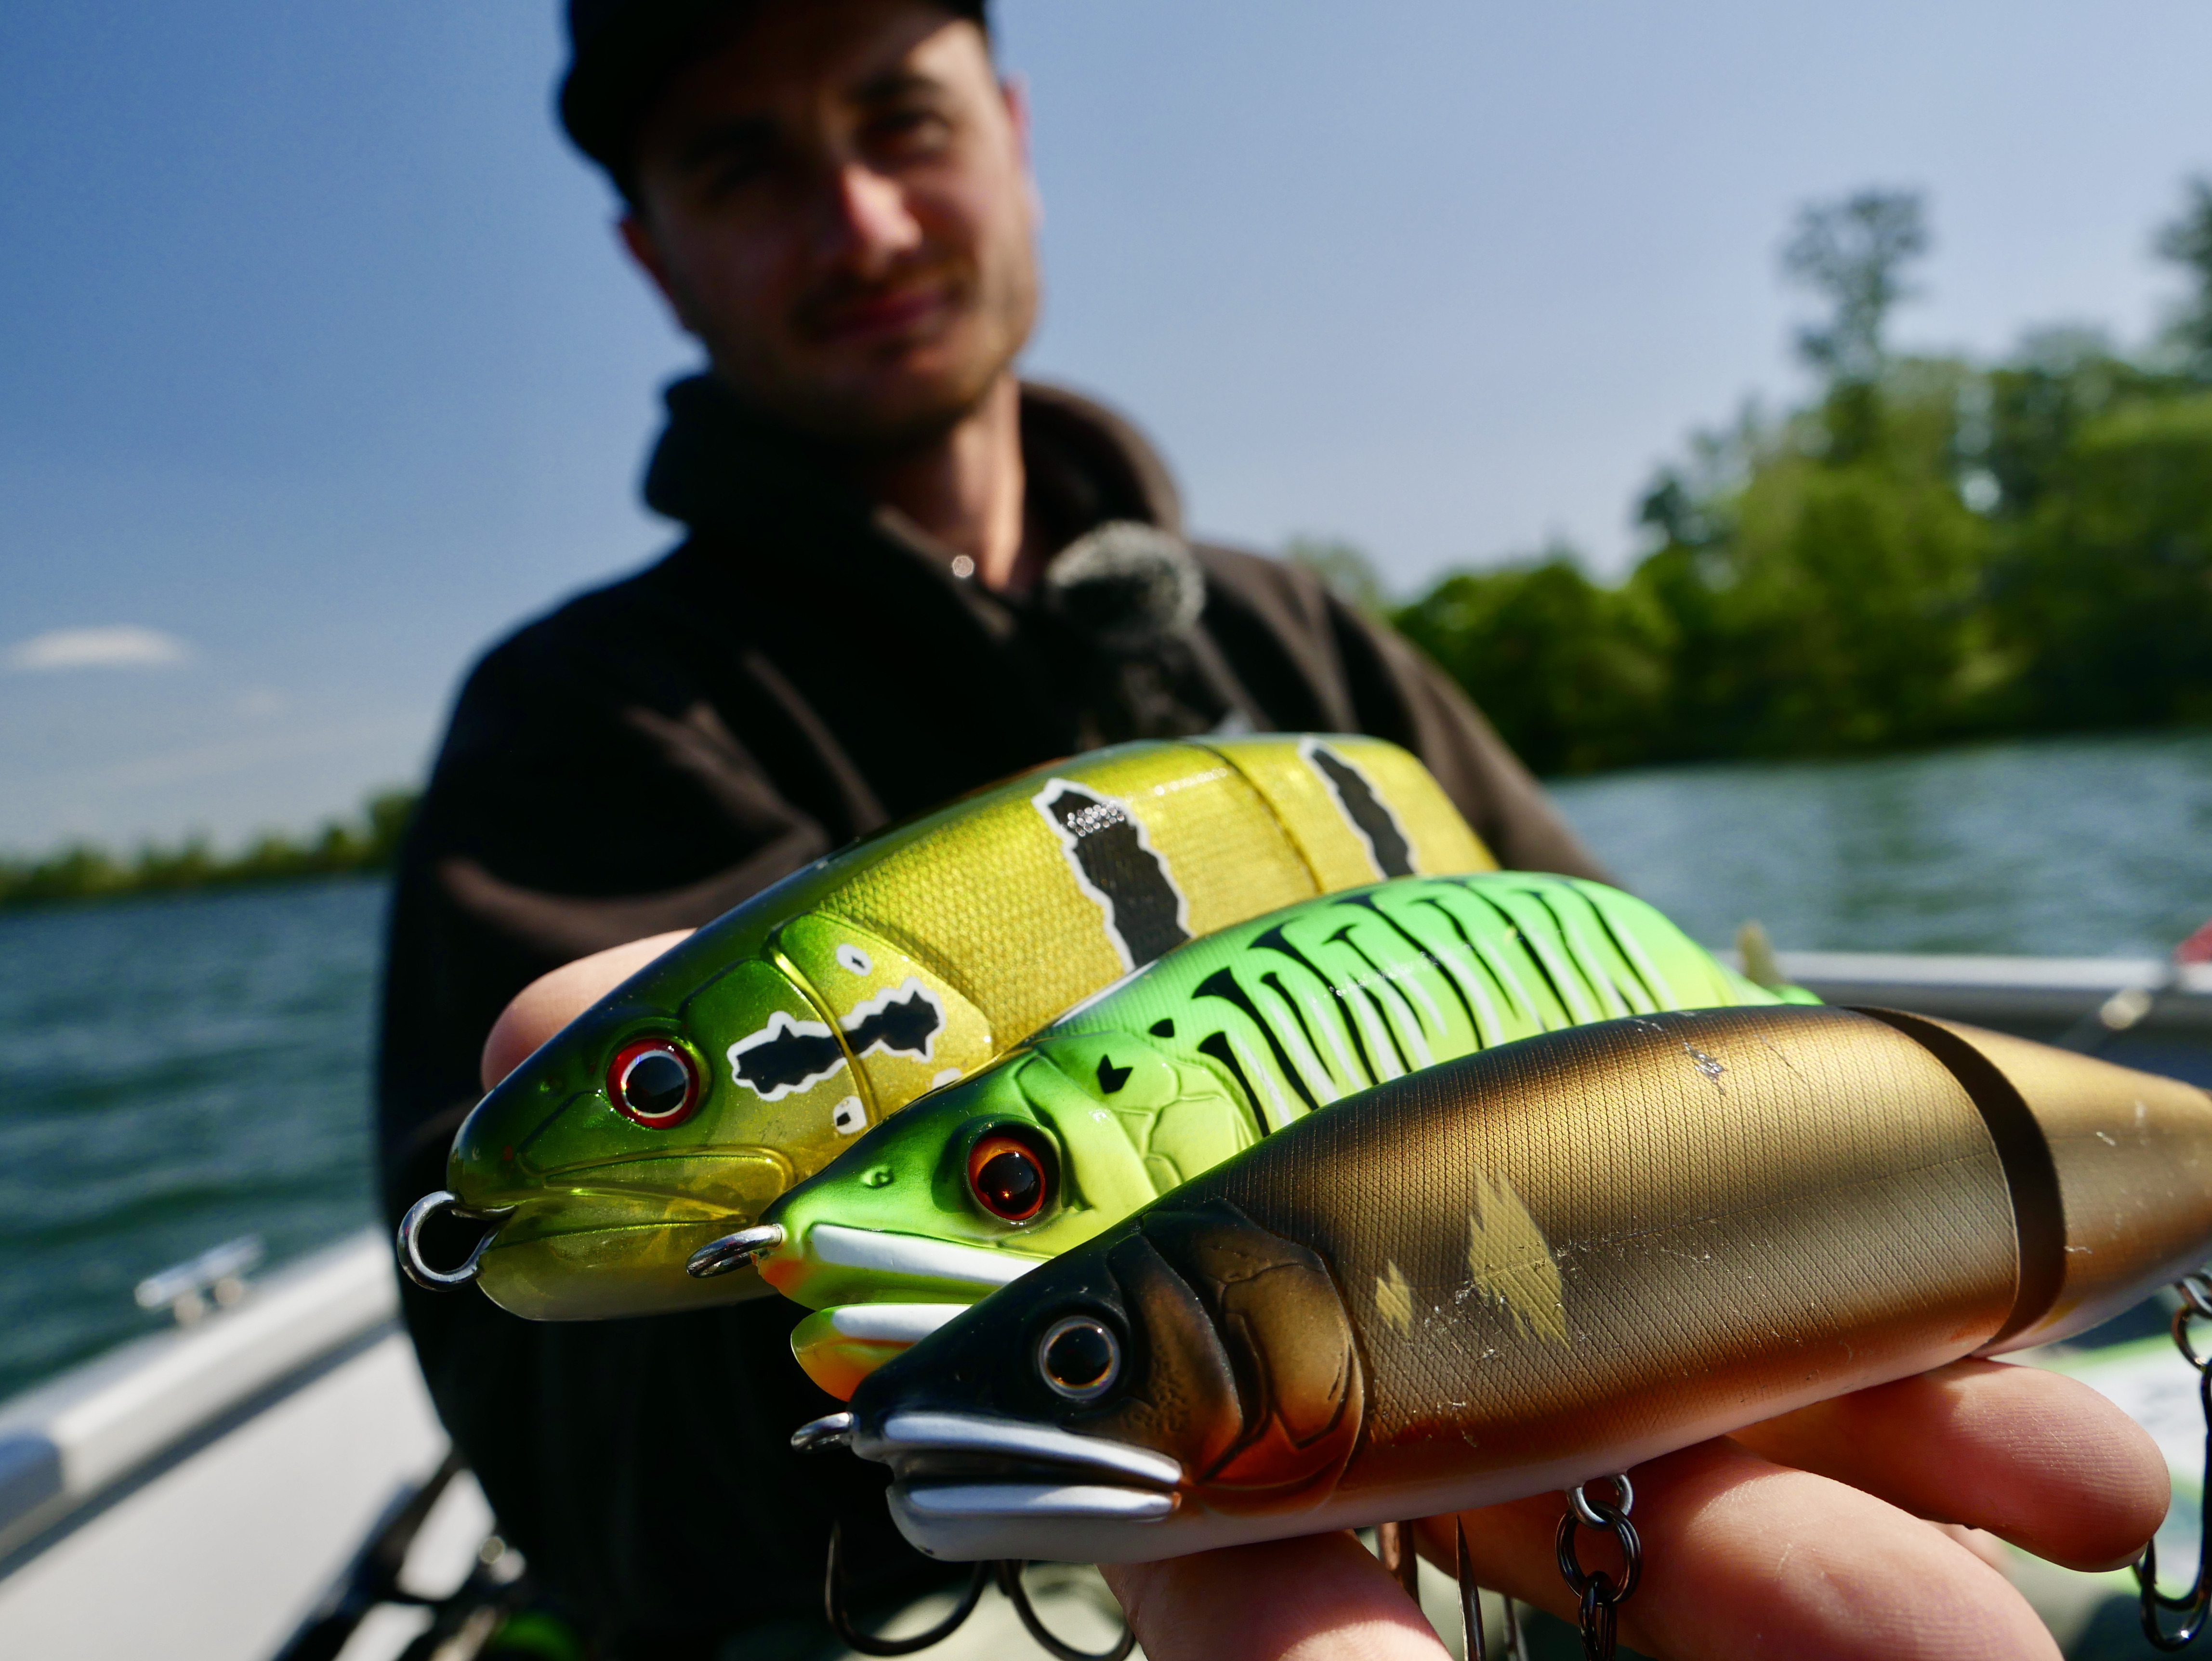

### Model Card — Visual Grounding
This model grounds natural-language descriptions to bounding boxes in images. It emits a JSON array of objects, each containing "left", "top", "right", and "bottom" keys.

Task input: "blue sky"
[{"left": 3, "top": 0, "right": 2209, "bottom": 852}]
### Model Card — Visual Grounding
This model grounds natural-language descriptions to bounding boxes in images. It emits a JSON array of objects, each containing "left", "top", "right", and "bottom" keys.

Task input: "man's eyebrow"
[
  {"left": 676, "top": 115, "right": 777, "bottom": 173},
  {"left": 849, "top": 68, "right": 948, "bottom": 105}
]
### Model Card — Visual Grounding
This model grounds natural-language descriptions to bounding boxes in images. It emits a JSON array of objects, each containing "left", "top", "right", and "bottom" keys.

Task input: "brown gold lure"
[{"left": 823, "top": 1004, "right": 2212, "bottom": 1563}]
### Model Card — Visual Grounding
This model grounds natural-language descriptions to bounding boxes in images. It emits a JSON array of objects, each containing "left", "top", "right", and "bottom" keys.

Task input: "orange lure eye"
[
  {"left": 608, "top": 1039, "right": 700, "bottom": 1128},
  {"left": 967, "top": 1131, "right": 1050, "bottom": 1224}
]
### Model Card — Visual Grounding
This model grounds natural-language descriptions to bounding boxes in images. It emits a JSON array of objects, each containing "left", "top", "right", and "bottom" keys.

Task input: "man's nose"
[{"left": 816, "top": 161, "right": 924, "bottom": 272}]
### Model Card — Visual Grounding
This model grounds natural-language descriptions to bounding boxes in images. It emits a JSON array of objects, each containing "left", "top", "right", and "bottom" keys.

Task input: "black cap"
[{"left": 559, "top": 0, "right": 989, "bottom": 182}]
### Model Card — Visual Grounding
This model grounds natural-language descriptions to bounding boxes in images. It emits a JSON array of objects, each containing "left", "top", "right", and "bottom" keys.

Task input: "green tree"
[
  {"left": 1990, "top": 392, "right": 2212, "bottom": 726},
  {"left": 0, "top": 787, "right": 420, "bottom": 910},
  {"left": 2155, "top": 175, "right": 2212, "bottom": 380},
  {"left": 1394, "top": 549, "right": 1673, "bottom": 775},
  {"left": 1783, "top": 188, "right": 1930, "bottom": 460}
]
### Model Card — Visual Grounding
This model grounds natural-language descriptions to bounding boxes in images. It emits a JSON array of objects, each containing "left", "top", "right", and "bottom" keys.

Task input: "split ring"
[
  {"left": 396, "top": 1190, "right": 510, "bottom": 1291},
  {"left": 1570, "top": 1472, "right": 1634, "bottom": 1529}
]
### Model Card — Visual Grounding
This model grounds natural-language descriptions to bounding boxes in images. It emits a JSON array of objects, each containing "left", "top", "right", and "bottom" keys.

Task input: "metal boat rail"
[
  {"left": 1758, "top": 950, "right": 2212, "bottom": 1033},
  {"left": 0, "top": 1230, "right": 398, "bottom": 1565}
]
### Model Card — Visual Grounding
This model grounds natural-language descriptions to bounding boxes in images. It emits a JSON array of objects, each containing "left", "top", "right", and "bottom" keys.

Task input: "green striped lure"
[{"left": 745, "top": 872, "right": 1813, "bottom": 1396}]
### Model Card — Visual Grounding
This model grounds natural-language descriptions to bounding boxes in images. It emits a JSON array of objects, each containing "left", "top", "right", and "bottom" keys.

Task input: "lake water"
[
  {"left": 1550, "top": 728, "right": 2212, "bottom": 959},
  {"left": 0, "top": 880, "right": 383, "bottom": 1402},
  {"left": 2, "top": 730, "right": 2210, "bottom": 1402}
]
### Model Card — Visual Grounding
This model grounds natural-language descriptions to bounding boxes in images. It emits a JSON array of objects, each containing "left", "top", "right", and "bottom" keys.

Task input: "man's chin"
[
  {"left": 772, "top": 368, "right": 1007, "bottom": 451},
  {"left": 714, "top": 324, "right": 1018, "bottom": 450}
]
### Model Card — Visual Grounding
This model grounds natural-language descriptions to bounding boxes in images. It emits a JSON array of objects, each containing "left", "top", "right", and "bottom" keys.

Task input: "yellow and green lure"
[
  {"left": 746, "top": 872, "right": 1815, "bottom": 1397},
  {"left": 408, "top": 735, "right": 1491, "bottom": 1319}
]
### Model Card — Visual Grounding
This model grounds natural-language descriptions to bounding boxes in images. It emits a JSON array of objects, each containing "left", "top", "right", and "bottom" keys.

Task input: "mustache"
[{"left": 792, "top": 254, "right": 969, "bottom": 336}]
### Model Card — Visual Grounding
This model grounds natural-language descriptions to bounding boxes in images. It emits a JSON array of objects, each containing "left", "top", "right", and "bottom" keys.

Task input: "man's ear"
[
  {"left": 619, "top": 211, "right": 698, "bottom": 334},
  {"left": 1001, "top": 72, "right": 1041, "bottom": 229}
]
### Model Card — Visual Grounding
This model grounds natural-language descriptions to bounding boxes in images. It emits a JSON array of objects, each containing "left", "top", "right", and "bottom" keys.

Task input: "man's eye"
[{"left": 868, "top": 108, "right": 952, "bottom": 159}]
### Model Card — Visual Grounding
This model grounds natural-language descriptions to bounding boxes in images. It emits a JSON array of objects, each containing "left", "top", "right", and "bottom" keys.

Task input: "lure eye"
[
  {"left": 608, "top": 1039, "right": 700, "bottom": 1128},
  {"left": 967, "top": 1131, "right": 1050, "bottom": 1224},
  {"left": 1037, "top": 1315, "right": 1121, "bottom": 1402}
]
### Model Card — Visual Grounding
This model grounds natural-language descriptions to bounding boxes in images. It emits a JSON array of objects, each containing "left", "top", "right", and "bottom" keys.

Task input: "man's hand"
[{"left": 487, "top": 940, "right": 2171, "bottom": 1661}]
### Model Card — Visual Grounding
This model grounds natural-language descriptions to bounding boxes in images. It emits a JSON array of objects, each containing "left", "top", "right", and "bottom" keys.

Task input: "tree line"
[
  {"left": 13, "top": 181, "right": 2209, "bottom": 906},
  {"left": 1370, "top": 178, "right": 2212, "bottom": 775},
  {"left": 0, "top": 790, "right": 415, "bottom": 910}
]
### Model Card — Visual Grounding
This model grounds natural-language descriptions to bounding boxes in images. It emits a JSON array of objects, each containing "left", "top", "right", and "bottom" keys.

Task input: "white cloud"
[{"left": 5, "top": 625, "right": 195, "bottom": 672}]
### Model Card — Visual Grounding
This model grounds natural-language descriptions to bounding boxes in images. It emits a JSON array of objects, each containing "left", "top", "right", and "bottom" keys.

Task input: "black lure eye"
[
  {"left": 608, "top": 1039, "right": 700, "bottom": 1128},
  {"left": 967, "top": 1131, "right": 1049, "bottom": 1224},
  {"left": 1036, "top": 1315, "right": 1121, "bottom": 1402}
]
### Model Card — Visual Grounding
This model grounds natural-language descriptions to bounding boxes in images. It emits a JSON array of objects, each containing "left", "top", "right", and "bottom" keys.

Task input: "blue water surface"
[
  {"left": 1551, "top": 730, "right": 2212, "bottom": 959},
  {"left": 0, "top": 879, "right": 385, "bottom": 1402}
]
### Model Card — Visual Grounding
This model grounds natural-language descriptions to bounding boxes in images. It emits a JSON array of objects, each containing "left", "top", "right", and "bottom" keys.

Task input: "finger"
[
  {"left": 479, "top": 930, "right": 694, "bottom": 1089},
  {"left": 1422, "top": 1437, "right": 2060, "bottom": 1661},
  {"left": 1102, "top": 1531, "right": 1448, "bottom": 1661},
  {"left": 1929, "top": 1523, "right": 2014, "bottom": 1577},
  {"left": 1728, "top": 1358, "right": 2168, "bottom": 1570}
]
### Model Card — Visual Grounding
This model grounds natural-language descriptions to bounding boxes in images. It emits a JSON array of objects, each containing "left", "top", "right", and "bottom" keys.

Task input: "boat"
[{"left": 2, "top": 950, "right": 2208, "bottom": 1660}]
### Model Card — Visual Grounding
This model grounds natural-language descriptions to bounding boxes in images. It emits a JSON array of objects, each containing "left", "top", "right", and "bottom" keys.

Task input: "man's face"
[{"left": 622, "top": 0, "right": 1039, "bottom": 447}]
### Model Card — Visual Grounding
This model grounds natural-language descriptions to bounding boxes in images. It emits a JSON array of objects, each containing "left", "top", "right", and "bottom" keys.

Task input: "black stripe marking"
[
  {"left": 1196, "top": 1032, "right": 1271, "bottom": 1136},
  {"left": 1259, "top": 971, "right": 1330, "bottom": 1084},
  {"left": 1455, "top": 882, "right": 1574, "bottom": 1023},
  {"left": 1341, "top": 891, "right": 1481, "bottom": 1038},
  {"left": 1251, "top": 923, "right": 1377, "bottom": 1085},
  {"left": 1574, "top": 888, "right": 1665, "bottom": 1009},
  {"left": 1304, "top": 742, "right": 1415, "bottom": 877},
  {"left": 840, "top": 982, "right": 945, "bottom": 1060},
  {"left": 1513, "top": 888, "right": 1612, "bottom": 1015},
  {"left": 1327, "top": 926, "right": 1415, "bottom": 1073},
  {"left": 1035, "top": 782, "right": 1191, "bottom": 968},
  {"left": 1194, "top": 969, "right": 1320, "bottom": 1114},
  {"left": 728, "top": 1015, "right": 845, "bottom": 1099},
  {"left": 1329, "top": 918, "right": 1437, "bottom": 1041},
  {"left": 1414, "top": 895, "right": 1526, "bottom": 1025}
]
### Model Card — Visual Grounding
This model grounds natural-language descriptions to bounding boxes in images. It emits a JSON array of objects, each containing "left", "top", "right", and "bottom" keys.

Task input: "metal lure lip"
[
  {"left": 856, "top": 1410, "right": 1184, "bottom": 1493},
  {"left": 396, "top": 1190, "right": 516, "bottom": 1291},
  {"left": 803, "top": 1302, "right": 971, "bottom": 1344},
  {"left": 893, "top": 1483, "right": 1179, "bottom": 1524},
  {"left": 782, "top": 1222, "right": 1050, "bottom": 1296},
  {"left": 687, "top": 1223, "right": 785, "bottom": 1278},
  {"left": 792, "top": 1410, "right": 857, "bottom": 1452}
]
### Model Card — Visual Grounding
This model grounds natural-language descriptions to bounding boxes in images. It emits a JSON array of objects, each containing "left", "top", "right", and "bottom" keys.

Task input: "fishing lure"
[
  {"left": 733, "top": 873, "right": 1812, "bottom": 1398},
  {"left": 400, "top": 734, "right": 1490, "bottom": 1319},
  {"left": 807, "top": 1004, "right": 2212, "bottom": 1565}
]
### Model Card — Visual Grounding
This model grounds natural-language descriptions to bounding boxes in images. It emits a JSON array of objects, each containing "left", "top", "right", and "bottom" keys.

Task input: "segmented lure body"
[
  {"left": 839, "top": 1006, "right": 2212, "bottom": 1564},
  {"left": 434, "top": 735, "right": 1490, "bottom": 1318},
  {"left": 758, "top": 872, "right": 1813, "bottom": 1396}
]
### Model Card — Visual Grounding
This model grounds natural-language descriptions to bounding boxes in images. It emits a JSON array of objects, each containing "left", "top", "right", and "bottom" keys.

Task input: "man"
[{"left": 380, "top": 2, "right": 2167, "bottom": 1656}]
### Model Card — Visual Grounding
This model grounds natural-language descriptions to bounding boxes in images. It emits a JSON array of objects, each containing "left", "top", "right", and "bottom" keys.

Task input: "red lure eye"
[
  {"left": 607, "top": 1039, "right": 700, "bottom": 1128},
  {"left": 967, "top": 1132, "right": 1049, "bottom": 1224}
]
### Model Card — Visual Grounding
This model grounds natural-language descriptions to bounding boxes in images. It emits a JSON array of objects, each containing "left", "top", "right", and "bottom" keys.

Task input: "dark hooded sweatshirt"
[{"left": 377, "top": 377, "right": 1605, "bottom": 1654}]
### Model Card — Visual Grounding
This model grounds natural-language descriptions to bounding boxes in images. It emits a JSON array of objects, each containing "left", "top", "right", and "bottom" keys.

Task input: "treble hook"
[
  {"left": 803, "top": 1421, "right": 1136, "bottom": 1660},
  {"left": 1457, "top": 1519, "right": 1525, "bottom": 1661},
  {"left": 993, "top": 1561, "right": 1138, "bottom": 1661},
  {"left": 2136, "top": 1273, "right": 2212, "bottom": 1650},
  {"left": 825, "top": 1523, "right": 989, "bottom": 1656}
]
